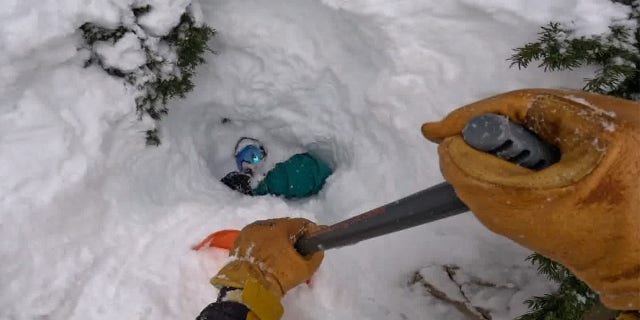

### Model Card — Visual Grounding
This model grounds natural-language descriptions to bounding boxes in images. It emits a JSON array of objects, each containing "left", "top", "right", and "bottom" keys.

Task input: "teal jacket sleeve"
[{"left": 253, "top": 153, "right": 332, "bottom": 198}]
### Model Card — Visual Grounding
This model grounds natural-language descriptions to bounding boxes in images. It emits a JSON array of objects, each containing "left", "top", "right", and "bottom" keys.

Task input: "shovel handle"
[
  {"left": 295, "top": 182, "right": 467, "bottom": 256},
  {"left": 294, "top": 113, "right": 561, "bottom": 256}
]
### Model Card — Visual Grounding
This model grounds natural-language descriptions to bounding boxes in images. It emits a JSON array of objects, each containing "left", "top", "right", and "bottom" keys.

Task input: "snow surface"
[
  {"left": 94, "top": 33, "right": 147, "bottom": 72},
  {"left": 0, "top": 0, "right": 629, "bottom": 319}
]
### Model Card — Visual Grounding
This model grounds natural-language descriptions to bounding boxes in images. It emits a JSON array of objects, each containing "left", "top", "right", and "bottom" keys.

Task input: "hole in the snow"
[{"left": 204, "top": 118, "right": 338, "bottom": 199}]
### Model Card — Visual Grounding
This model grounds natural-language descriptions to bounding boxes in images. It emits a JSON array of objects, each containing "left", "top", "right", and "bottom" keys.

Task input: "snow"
[
  {"left": 460, "top": 0, "right": 633, "bottom": 37},
  {"left": 94, "top": 33, "right": 147, "bottom": 72},
  {"left": 0, "top": 0, "right": 626, "bottom": 319},
  {"left": 139, "top": 0, "right": 193, "bottom": 36},
  {"left": 565, "top": 95, "right": 595, "bottom": 107}
]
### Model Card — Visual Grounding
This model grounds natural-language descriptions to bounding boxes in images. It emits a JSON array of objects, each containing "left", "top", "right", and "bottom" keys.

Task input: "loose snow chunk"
[
  {"left": 601, "top": 121, "right": 616, "bottom": 132},
  {"left": 564, "top": 95, "right": 594, "bottom": 107},
  {"left": 572, "top": 0, "right": 636, "bottom": 37},
  {"left": 94, "top": 33, "right": 146, "bottom": 72},
  {"left": 565, "top": 95, "right": 617, "bottom": 121}
]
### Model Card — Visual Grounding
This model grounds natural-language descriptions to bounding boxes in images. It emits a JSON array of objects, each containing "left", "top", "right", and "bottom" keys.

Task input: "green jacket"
[{"left": 253, "top": 153, "right": 332, "bottom": 198}]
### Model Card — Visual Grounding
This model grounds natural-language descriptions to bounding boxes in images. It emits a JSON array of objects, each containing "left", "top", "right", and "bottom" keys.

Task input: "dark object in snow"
[
  {"left": 294, "top": 113, "right": 559, "bottom": 256},
  {"left": 196, "top": 300, "right": 248, "bottom": 320},
  {"left": 463, "top": 114, "right": 560, "bottom": 170},
  {"left": 221, "top": 171, "right": 253, "bottom": 195}
]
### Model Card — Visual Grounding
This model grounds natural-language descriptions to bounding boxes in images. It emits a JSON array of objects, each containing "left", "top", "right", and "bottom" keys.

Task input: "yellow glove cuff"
[
  {"left": 216, "top": 277, "right": 284, "bottom": 320},
  {"left": 242, "top": 278, "right": 284, "bottom": 320},
  {"left": 211, "top": 261, "right": 284, "bottom": 320},
  {"left": 211, "top": 260, "right": 284, "bottom": 297},
  {"left": 617, "top": 311, "right": 640, "bottom": 320}
]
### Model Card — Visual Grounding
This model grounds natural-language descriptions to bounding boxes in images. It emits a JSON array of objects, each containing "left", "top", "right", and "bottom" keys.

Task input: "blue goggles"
[{"left": 235, "top": 144, "right": 266, "bottom": 170}]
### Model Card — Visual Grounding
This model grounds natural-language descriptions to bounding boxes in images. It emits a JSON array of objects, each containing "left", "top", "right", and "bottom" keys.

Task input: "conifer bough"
[{"left": 80, "top": 5, "right": 216, "bottom": 145}]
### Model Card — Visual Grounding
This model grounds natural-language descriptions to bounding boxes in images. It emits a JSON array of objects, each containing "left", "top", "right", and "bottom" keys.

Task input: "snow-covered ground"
[{"left": 0, "top": 0, "right": 631, "bottom": 319}]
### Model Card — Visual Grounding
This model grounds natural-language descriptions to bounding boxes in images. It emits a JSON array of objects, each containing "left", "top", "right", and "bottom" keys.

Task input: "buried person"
[{"left": 221, "top": 137, "right": 333, "bottom": 199}]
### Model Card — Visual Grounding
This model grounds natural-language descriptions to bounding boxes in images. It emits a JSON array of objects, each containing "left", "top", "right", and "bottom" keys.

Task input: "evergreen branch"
[
  {"left": 525, "top": 253, "right": 571, "bottom": 283},
  {"left": 509, "top": 4, "right": 639, "bottom": 100},
  {"left": 79, "top": 6, "right": 216, "bottom": 145},
  {"left": 516, "top": 276, "right": 598, "bottom": 320}
]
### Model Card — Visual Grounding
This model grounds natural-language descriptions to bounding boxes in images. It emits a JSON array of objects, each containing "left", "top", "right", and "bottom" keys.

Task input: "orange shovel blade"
[{"left": 193, "top": 229, "right": 240, "bottom": 251}]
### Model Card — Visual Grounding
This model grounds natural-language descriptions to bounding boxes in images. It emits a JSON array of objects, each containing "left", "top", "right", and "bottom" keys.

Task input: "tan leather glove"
[
  {"left": 211, "top": 218, "right": 324, "bottom": 319},
  {"left": 422, "top": 89, "right": 640, "bottom": 310}
]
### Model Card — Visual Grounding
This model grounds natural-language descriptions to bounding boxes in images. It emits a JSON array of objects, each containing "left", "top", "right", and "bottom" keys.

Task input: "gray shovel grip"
[{"left": 462, "top": 114, "right": 560, "bottom": 169}]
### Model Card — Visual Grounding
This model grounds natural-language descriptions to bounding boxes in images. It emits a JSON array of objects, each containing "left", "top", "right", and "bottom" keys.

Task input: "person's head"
[
  {"left": 237, "top": 144, "right": 265, "bottom": 164},
  {"left": 234, "top": 137, "right": 267, "bottom": 172}
]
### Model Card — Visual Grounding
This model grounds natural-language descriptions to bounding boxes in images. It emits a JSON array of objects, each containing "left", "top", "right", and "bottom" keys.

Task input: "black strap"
[
  {"left": 233, "top": 137, "right": 262, "bottom": 156},
  {"left": 195, "top": 301, "right": 249, "bottom": 320}
]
